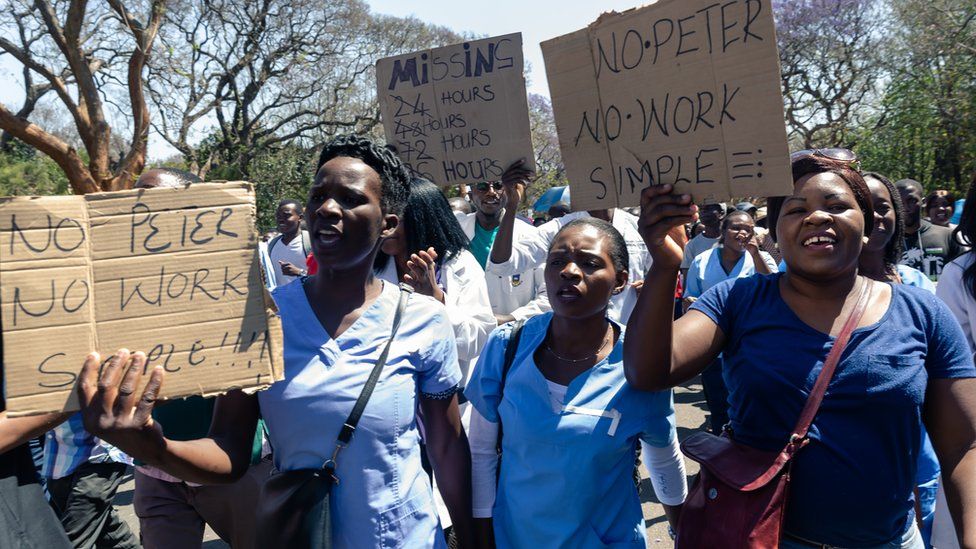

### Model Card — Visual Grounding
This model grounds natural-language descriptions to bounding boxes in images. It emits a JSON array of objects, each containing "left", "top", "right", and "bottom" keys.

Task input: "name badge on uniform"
[
  {"left": 563, "top": 405, "right": 621, "bottom": 436},
  {"left": 510, "top": 274, "right": 522, "bottom": 287}
]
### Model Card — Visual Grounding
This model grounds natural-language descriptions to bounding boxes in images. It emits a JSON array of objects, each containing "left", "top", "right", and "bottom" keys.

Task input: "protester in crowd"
[
  {"left": 858, "top": 171, "right": 941, "bottom": 544},
  {"left": 860, "top": 173, "right": 934, "bottom": 290},
  {"left": 682, "top": 209, "right": 777, "bottom": 435},
  {"left": 488, "top": 161, "right": 652, "bottom": 324},
  {"left": 0, "top": 406, "right": 72, "bottom": 548},
  {"left": 43, "top": 415, "right": 139, "bottom": 549},
  {"left": 466, "top": 218, "right": 686, "bottom": 547},
  {"left": 925, "top": 189, "right": 955, "bottom": 228},
  {"left": 127, "top": 167, "right": 272, "bottom": 549},
  {"left": 627, "top": 153, "right": 976, "bottom": 547},
  {"left": 77, "top": 136, "right": 474, "bottom": 547},
  {"left": 532, "top": 216, "right": 547, "bottom": 227},
  {"left": 735, "top": 201, "right": 758, "bottom": 218},
  {"left": 266, "top": 199, "right": 311, "bottom": 287},
  {"left": 375, "top": 178, "right": 493, "bottom": 540},
  {"left": 898, "top": 178, "right": 961, "bottom": 281},
  {"left": 448, "top": 196, "right": 473, "bottom": 216},
  {"left": 378, "top": 178, "right": 495, "bottom": 384},
  {"left": 456, "top": 178, "right": 550, "bottom": 325},
  {"left": 933, "top": 174, "right": 976, "bottom": 549},
  {"left": 680, "top": 200, "right": 726, "bottom": 278}
]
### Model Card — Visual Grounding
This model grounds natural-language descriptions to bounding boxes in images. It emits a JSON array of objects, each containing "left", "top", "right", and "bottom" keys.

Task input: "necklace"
[{"left": 545, "top": 325, "right": 613, "bottom": 363}]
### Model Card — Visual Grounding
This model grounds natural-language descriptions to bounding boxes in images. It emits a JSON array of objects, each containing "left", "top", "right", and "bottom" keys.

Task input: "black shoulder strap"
[
  {"left": 326, "top": 284, "right": 412, "bottom": 470},
  {"left": 496, "top": 319, "right": 526, "bottom": 454},
  {"left": 267, "top": 234, "right": 283, "bottom": 255},
  {"left": 301, "top": 230, "right": 311, "bottom": 256},
  {"left": 500, "top": 319, "right": 526, "bottom": 392}
]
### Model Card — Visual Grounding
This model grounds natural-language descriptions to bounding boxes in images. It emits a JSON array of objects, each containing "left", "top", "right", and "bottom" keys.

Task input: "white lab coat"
[
  {"left": 376, "top": 249, "right": 495, "bottom": 384},
  {"left": 455, "top": 212, "right": 551, "bottom": 320},
  {"left": 484, "top": 209, "right": 652, "bottom": 323}
]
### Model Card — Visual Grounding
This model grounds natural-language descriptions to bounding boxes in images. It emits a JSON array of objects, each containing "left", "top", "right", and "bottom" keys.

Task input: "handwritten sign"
[
  {"left": 376, "top": 33, "right": 535, "bottom": 185},
  {"left": 0, "top": 183, "right": 282, "bottom": 416},
  {"left": 541, "top": 0, "right": 792, "bottom": 210}
]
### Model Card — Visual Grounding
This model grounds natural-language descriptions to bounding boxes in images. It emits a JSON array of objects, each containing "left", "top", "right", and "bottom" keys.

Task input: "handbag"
[
  {"left": 675, "top": 281, "right": 871, "bottom": 548},
  {"left": 255, "top": 285, "right": 413, "bottom": 549}
]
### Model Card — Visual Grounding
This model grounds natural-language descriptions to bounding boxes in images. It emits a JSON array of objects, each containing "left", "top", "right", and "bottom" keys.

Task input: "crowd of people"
[{"left": 1, "top": 136, "right": 975, "bottom": 549}]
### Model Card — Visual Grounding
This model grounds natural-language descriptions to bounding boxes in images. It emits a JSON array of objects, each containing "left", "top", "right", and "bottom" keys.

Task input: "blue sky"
[
  {"left": 367, "top": 0, "right": 645, "bottom": 97},
  {"left": 0, "top": 1, "right": 648, "bottom": 159}
]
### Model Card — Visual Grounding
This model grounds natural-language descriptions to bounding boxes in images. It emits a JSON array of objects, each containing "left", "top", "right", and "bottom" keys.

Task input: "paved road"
[{"left": 114, "top": 378, "right": 709, "bottom": 548}]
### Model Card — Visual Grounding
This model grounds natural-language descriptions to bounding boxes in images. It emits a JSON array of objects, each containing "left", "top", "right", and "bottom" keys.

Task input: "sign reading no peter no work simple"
[
  {"left": 542, "top": 0, "right": 793, "bottom": 210},
  {"left": 0, "top": 183, "right": 282, "bottom": 416},
  {"left": 376, "top": 33, "right": 535, "bottom": 186}
]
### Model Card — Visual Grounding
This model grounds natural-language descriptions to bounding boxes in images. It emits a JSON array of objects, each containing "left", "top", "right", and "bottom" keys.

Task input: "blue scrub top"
[
  {"left": 691, "top": 274, "right": 975, "bottom": 546},
  {"left": 260, "top": 280, "right": 462, "bottom": 548},
  {"left": 465, "top": 313, "right": 676, "bottom": 548},
  {"left": 685, "top": 247, "right": 774, "bottom": 299}
]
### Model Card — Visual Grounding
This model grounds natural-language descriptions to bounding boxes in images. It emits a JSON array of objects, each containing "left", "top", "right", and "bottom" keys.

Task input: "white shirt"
[
  {"left": 455, "top": 212, "right": 551, "bottom": 321},
  {"left": 377, "top": 249, "right": 495, "bottom": 384},
  {"left": 936, "top": 253, "right": 976, "bottom": 355},
  {"left": 681, "top": 233, "right": 720, "bottom": 269},
  {"left": 268, "top": 231, "right": 309, "bottom": 287},
  {"left": 484, "top": 209, "right": 652, "bottom": 323}
]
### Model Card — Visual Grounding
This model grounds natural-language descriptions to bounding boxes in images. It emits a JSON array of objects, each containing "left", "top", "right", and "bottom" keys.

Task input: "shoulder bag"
[
  {"left": 255, "top": 284, "right": 412, "bottom": 549},
  {"left": 676, "top": 281, "right": 871, "bottom": 548}
]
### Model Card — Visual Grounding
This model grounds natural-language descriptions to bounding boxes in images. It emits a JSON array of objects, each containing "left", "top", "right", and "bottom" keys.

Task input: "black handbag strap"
[
  {"left": 325, "top": 283, "right": 412, "bottom": 471},
  {"left": 496, "top": 319, "right": 526, "bottom": 453}
]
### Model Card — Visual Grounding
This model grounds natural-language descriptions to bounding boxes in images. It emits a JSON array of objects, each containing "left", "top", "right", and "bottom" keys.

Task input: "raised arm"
[
  {"left": 78, "top": 350, "right": 258, "bottom": 484},
  {"left": 625, "top": 185, "right": 726, "bottom": 391},
  {"left": 488, "top": 159, "right": 532, "bottom": 267}
]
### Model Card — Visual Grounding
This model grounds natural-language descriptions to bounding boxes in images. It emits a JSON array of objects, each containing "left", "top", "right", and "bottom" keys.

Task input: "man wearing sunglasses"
[
  {"left": 455, "top": 177, "right": 551, "bottom": 325},
  {"left": 897, "top": 178, "right": 963, "bottom": 282}
]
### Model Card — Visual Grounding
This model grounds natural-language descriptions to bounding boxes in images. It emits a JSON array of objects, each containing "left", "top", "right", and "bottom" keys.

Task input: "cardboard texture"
[
  {"left": 542, "top": 0, "right": 792, "bottom": 210},
  {"left": 0, "top": 183, "right": 283, "bottom": 416},
  {"left": 376, "top": 33, "right": 536, "bottom": 186}
]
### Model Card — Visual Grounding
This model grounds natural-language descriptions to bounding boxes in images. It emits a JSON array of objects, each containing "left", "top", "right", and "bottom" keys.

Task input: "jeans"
[{"left": 780, "top": 522, "right": 924, "bottom": 549}]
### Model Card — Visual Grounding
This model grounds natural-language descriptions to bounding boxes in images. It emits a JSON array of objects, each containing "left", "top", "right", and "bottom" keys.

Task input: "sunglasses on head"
[
  {"left": 791, "top": 148, "right": 860, "bottom": 168},
  {"left": 475, "top": 181, "right": 504, "bottom": 192}
]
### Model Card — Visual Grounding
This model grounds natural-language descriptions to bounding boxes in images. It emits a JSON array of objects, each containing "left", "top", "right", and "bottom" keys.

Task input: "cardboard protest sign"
[
  {"left": 376, "top": 33, "right": 535, "bottom": 186},
  {"left": 542, "top": 0, "right": 792, "bottom": 210},
  {"left": 0, "top": 183, "right": 283, "bottom": 416}
]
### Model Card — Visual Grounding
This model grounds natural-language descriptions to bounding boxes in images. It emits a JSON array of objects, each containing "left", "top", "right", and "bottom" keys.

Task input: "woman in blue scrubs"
[
  {"left": 74, "top": 136, "right": 475, "bottom": 547},
  {"left": 465, "top": 218, "right": 687, "bottom": 548},
  {"left": 683, "top": 209, "right": 778, "bottom": 435},
  {"left": 626, "top": 152, "right": 976, "bottom": 547}
]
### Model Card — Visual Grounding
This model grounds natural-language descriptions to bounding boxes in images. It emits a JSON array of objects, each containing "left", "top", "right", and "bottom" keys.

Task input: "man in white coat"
[
  {"left": 486, "top": 166, "right": 652, "bottom": 324},
  {"left": 455, "top": 180, "right": 550, "bottom": 324}
]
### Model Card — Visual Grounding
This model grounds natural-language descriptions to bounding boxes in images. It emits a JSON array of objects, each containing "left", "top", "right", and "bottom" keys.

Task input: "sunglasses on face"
[
  {"left": 475, "top": 181, "right": 504, "bottom": 192},
  {"left": 791, "top": 148, "right": 860, "bottom": 169}
]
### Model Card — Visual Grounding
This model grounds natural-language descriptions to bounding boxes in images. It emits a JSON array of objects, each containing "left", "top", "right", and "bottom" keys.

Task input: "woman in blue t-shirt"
[
  {"left": 73, "top": 136, "right": 476, "bottom": 547},
  {"left": 465, "top": 218, "right": 687, "bottom": 548},
  {"left": 626, "top": 152, "right": 976, "bottom": 548}
]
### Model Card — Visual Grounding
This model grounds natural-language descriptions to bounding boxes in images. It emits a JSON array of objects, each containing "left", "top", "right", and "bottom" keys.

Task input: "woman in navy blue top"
[{"left": 625, "top": 152, "right": 976, "bottom": 548}]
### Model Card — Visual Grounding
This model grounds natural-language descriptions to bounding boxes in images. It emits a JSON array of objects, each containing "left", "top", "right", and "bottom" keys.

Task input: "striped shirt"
[{"left": 42, "top": 413, "right": 129, "bottom": 480}]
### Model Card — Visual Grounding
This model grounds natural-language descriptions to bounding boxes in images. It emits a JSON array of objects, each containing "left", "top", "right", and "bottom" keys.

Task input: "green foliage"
[
  {"left": 246, "top": 147, "right": 318, "bottom": 232},
  {"left": 854, "top": 0, "right": 976, "bottom": 194},
  {"left": 0, "top": 142, "right": 71, "bottom": 196}
]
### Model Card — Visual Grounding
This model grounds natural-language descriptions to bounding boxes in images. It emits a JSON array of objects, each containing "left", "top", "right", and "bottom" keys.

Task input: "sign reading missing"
[
  {"left": 0, "top": 183, "right": 282, "bottom": 416},
  {"left": 376, "top": 33, "right": 535, "bottom": 186},
  {"left": 542, "top": 0, "right": 792, "bottom": 210}
]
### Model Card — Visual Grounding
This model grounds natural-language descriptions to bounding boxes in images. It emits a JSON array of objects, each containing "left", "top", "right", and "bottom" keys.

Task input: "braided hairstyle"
[
  {"left": 316, "top": 135, "right": 411, "bottom": 217},
  {"left": 861, "top": 171, "right": 904, "bottom": 273}
]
